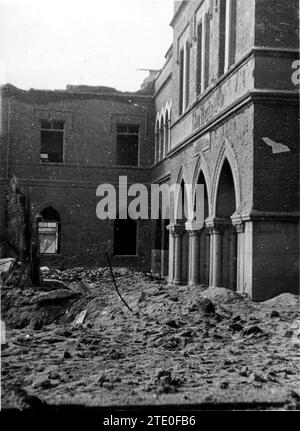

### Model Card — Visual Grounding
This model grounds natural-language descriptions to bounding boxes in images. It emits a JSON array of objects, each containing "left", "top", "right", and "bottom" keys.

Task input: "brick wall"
[
  {"left": 255, "top": 0, "right": 299, "bottom": 48},
  {"left": 0, "top": 85, "right": 155, "bottom": 267},
  {"left": 253, "top": 101, "right": 299, "bottom": 212}
]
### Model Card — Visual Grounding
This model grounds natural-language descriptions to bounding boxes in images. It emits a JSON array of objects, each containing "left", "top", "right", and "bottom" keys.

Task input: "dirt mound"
[
  {"left": 1, "top": 267, "right": 151, "bottom": 330},
  {"left": 200, "top": 287, "right": 245, "bottom": 303},
  {"left": 262, "top": 293, "right": 300, "bottom": 307}
]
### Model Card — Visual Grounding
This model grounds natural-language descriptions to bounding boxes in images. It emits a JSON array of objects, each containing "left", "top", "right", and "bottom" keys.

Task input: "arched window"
[
  {"left": 216, "top": 159, "right": 236, "bottom": 218},
  {"left": 155, "top": 119, "right": 159, "bottom": 163},
  {"left": 38, "top": 207, "right": 61, "bottom": 254},
  {"left": 159, "top": 116, "right": 164, "bottom": 161},
  {"left": 114, "top": 213, "right": 137, "bottom": 256},
  {"left": 164, "top": 110, "right": 169, "bottom": 156},
  {"left": 179, "top": 48, "right": 184, "bottom": 115},
  {"left": 185, "top": 41, "right": 190, "bottom": 108}
]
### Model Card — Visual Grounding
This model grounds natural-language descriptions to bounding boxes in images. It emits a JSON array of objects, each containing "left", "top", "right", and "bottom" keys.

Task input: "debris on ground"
[{"left": 1, "top": 266, "right": 300, "bottom": 409}]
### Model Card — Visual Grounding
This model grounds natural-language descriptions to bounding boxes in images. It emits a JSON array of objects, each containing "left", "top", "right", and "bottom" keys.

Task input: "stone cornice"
[
  {"left": 166, "top": 88, "right": 298, "bottom": 160},
  {"left": 170, "top": 1, "right": 189, "bottom": 28}
]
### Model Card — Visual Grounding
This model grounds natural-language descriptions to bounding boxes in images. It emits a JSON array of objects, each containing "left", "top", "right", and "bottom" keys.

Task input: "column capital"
[
  {"left": 167, "top": 223, "right": 185, "bottom": 235},
  {"left": 233, "top": 222, "right": 244, "bottom": 233},
  {"left": 231, "top": 213, "right": 244, "bottom": 233},
  {"left": 205, "top": 217, "right": 225, "bottom": 234},
  {"left": 185, "top": 220, "right": 204, "bottom": 233}
]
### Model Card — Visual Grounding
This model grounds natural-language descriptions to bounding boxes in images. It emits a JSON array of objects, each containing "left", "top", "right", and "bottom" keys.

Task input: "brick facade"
[
  {"left": 0, "top": 85, "right": 155, "bottom": 269},
  {"left": 152, "top": 0, "right": 299, "bottom": 300},
  {"left": 0, "top": 0, "right": 299, "bottom": 299}
]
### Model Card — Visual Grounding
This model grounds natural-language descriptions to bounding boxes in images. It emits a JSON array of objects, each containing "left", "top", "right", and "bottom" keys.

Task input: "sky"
[{"left": 0, "top": 0, "right": 174, "bottom": 92}]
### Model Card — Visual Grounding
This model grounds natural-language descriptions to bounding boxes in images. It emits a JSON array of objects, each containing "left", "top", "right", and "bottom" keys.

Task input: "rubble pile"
[{"left": 1, "top": 266, "right": 300, "bottom": 409}]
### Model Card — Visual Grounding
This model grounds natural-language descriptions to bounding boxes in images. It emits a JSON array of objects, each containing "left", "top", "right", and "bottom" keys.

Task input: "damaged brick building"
[
  {"left": 0, "top": 0, "right": 299, "bottom": 300},
  {"left": 0, "top": 83, "right": 156, "bottom": 268}
]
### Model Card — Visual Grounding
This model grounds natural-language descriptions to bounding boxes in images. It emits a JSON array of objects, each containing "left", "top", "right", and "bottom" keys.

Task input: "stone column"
[
  {"left": 173, "top": 225, "right": 184, "bottom": 285},
  {"left": 208, "top": 223, "right": 223, "bottom": 287},
  {"left": 167, "top": 225, "right": 175, "bottom": 284},
  {"left": 186, "top": 221, "right": 203, "bottom": 286},
  {"left": 205, "top": 229, "right": 210, "bottom": 285},
  {"left": 232, "top": 219, "right": 245, "bottom": 293},
  {"left": 188, "top": 230, "right": 200, "bottom": 285},
  {"left": 228, "top": 226, "right": 237, "bottom": 290}
]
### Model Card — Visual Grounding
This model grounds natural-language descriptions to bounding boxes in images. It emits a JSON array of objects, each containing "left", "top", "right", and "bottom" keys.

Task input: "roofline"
[
  {"left": 0, "top": 84, "right": 154, "bottom": 101},
  {"left": 169, "top": 1, "right": 188, "bottom": 27}
]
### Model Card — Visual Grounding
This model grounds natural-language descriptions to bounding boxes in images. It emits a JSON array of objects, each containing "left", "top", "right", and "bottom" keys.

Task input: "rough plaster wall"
[
  {"left": 255, "top": 0, "right": 299, "bottom": 48},
  {"left": 235, "top": 0, "right": 255, "bottom": 61},
  {"left": 7, "top": 96, "right": 155, "bottom": 169},
  {"left": 253, "top": 103, "right": 299, "bottom": 213}
]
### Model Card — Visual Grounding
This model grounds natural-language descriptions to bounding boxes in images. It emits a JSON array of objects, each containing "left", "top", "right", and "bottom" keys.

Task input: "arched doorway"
[{"left": 215, "top": 159, "right": 237, "bottom": 290}]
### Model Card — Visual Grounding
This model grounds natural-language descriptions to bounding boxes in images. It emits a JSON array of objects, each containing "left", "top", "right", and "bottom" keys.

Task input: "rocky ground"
[{"left": 1, "top": 267, "right": 300, "bottom": 410}]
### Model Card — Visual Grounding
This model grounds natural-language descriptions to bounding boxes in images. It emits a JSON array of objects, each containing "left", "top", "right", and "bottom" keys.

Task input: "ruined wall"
[{"left": 1, "top": 86, "right": 155, "bottom": 268}]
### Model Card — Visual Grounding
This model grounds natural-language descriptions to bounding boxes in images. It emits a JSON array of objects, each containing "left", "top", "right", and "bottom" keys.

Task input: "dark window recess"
[
  {"left": 114, "top": 216, "right": 137, "bottom": 255},
  {"left": 179, "top": 48, "right": 184, "bottom": 116},
  {"left": 218, "top": 0, "right": 226, "bottom": 77},
  {"left": 40, "top": 120, "right": 64, "bottom": 163},
  {"left": 185, "top": 42, "right": 190, "bottom": 109},
  {"left": 196, "top": 21, "right": 203, "bottom": 95},
  {"left": 204, "top": 13, "right": 210, "bottom": 90},
  {"left": 163, "top": 219, "right": 169, "bottom": 251},
  {"left": 154, "top": 217, "right": 162, "bottom": 249},
  {"left": 228, "top": 0, "right": 237, "bottom": 68},
  {"left": 116, "top": 124, "right": 139, "bottom": 166}
]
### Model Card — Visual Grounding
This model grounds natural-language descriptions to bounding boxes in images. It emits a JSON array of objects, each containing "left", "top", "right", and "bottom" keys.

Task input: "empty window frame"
[
  {"left": 38, "top": 207, "right": 61, "bottom": 254},
  {"left": 154, "top": 120, "right": 159, "bottom": 163},
  {"left": 204, "top": 13, "right": 210, "bottom": 90},
  {"left": 179, "top": 48, "right": 184, "bottom": 116},
  {"left": 159, "top": 116, "right": 164, "bottom": 160},
  {"left": 219, "top": 0, "right": 237, "bottom": 76},
  {"left": 179, "top": 37, "right": 191, "bottom": 115},
  {"left": 185, "top": 42, "right": 190, "bottom": 109},
  {"left": 196, "top": 11, "right": 211, "bottom": 95},
  {"left": 116, "top": 124, "right": 139, "bottom": 166},
  {"left": 196, "top": 21, "right": 203, "bottom": 95},
  {"left": 114, "top": 216, "right": 137, "bottom": 256},
  {"left": 40, "top": 120, "right": 64, "bottom": 163},
  {"left": 164, "top": 110, "right": 169, "bottom": 156}
]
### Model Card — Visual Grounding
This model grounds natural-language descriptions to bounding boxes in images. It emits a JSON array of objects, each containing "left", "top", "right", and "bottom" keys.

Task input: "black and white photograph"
[{"left": 0, "top": 0, "right": 299, "bottom": 426}]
